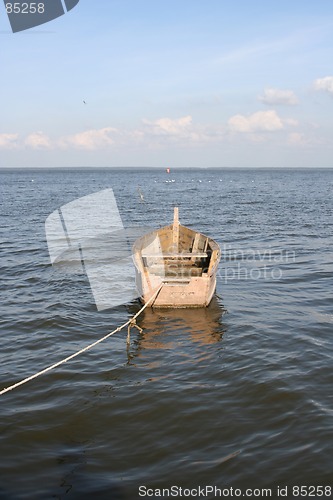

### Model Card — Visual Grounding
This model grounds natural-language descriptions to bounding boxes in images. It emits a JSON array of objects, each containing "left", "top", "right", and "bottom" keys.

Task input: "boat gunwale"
[{"left": 132, "top": 222, "right": 221, "bottom": 254}]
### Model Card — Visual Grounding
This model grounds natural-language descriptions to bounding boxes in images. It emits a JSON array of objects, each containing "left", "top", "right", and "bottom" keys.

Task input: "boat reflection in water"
[{"left": 127, "top": 296, "right": 226, "bottom": 353}]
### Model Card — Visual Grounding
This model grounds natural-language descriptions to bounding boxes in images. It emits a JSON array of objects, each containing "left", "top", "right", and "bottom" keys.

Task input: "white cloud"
[
  {"left": 228, "top": 110, "right": 284, "bottom": 133},
  {"left": 24, "top": 132, "right": 52, "bottom": 149},
  {"left": 141, "top": 115, "right": 225, "bottom": 144},
  {"left": 284, "top": 118, "right": 299, "bottom": 127},
  {"left": 0, "top": 111, "right": 300, "bottom": 156},
  {"left": 313, "top": 76, "right": 333, "bottom": 96},
  {"left": 143, "top": 115, "right": 193, "bottom": 137},
  {"left": 0, "top": 133, "right": 19, "bottom": 149},
  {"left": 287, "top": 132, "right": 326, "bottom": 147},
  {"left": 60, "top": 127, "right": 119, "bottom": 150},
  {"left": 259, "top": 88, "right": 298, "bottom": 105},
  {"left": 288, "top": 132, "right": 306, "bottom": 145}
]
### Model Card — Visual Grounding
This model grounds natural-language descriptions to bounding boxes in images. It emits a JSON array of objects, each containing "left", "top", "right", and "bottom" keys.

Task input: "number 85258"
[{"left": 5, "top": 3, "right": 45, "bottom": 14}]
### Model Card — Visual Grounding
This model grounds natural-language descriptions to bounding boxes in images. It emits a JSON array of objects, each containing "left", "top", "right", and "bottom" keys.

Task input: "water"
[{"left": 0, "top": 168, "right": 332, "bottom": 499}]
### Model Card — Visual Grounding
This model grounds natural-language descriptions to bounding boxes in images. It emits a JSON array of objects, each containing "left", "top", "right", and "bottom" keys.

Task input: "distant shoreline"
[{"left": 1, "top": 166, "right": 333, "bottom": 171}]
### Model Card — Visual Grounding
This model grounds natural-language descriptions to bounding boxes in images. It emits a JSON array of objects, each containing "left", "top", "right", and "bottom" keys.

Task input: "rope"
[{"left": 0, "top": 284, "right": 163, "bottom": 397}]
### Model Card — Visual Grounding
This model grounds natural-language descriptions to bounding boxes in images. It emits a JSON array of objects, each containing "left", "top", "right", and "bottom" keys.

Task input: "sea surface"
[{"left": 0, "top": 167, "right": 332, "bottom": 499}]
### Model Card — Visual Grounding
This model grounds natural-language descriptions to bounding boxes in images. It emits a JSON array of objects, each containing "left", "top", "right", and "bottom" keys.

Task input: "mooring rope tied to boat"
[{"left": 0, "top": 284, "right": 163, "bottom": 397}]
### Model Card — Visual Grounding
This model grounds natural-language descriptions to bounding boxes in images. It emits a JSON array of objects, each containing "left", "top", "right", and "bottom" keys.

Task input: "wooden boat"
[{"left": 132, "top": 208, "right": 221, "bottom": 308}]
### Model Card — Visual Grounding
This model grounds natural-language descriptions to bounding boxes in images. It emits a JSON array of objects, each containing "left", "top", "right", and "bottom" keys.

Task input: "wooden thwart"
[{"left": 142, "top": 252, "right": 208, "bottom": 259}]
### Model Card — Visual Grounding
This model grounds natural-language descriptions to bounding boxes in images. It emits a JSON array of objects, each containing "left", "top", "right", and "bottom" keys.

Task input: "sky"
[{"left": 1, "top": 0, "right": 333, "bottom": 168}]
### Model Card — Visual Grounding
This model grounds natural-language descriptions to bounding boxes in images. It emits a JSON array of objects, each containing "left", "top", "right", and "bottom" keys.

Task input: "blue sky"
[{"left": 1, "top": 0, "right": 333, "bottom": 167}]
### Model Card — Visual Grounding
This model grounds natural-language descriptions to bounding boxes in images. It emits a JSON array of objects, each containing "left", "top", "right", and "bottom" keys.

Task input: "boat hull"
[
  {"left": 137, "top": 274, "right": 217, "bottom": 309},
  {"left": 132, "top": 209, "right": 221, "bottom": 308}
]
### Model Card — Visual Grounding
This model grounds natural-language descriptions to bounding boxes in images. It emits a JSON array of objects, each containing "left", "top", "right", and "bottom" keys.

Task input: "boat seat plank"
[
  {"left": 162, "top": 278, "right": 191, "bottom": 283},
  {"left": 142, "top": 252, "right": 208, "bottom": 258}
]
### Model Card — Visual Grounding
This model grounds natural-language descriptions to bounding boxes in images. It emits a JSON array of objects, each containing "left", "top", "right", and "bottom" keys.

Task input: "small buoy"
[{"left": 166, "top": 167, "right": 170, "bottom": 174}]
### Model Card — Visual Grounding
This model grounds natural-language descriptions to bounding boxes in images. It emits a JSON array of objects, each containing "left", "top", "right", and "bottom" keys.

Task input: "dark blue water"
[{"left": 0, "top": 168, "right": 332, "bottom": 499}]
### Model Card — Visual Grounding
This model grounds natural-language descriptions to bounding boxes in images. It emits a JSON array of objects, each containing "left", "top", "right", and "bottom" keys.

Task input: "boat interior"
[{"left": 135, "top": 209, "right": 220, "bottom": 281}]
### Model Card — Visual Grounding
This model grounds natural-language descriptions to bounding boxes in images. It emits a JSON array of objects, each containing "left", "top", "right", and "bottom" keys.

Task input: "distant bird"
[
  {"left": 138, "top": 186, "right": 145, "bottom": 202},
  {"left": 83, "top": 100, "right": 87, "bottom": 104}
]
